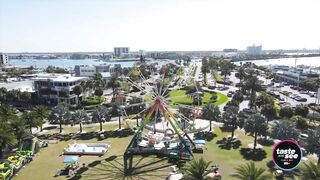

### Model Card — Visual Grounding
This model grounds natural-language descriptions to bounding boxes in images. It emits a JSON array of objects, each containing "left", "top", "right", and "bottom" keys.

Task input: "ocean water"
[
  {"left": 234, "top": 56, "right": 320, "bottom": 67},
  {"left": 9, "top": 59, "right": 175, "bottom": 69}
]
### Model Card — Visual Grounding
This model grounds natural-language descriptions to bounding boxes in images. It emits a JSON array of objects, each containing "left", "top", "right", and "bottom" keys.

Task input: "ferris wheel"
[{"left": 121, "top": 62, "right": 209, "bottom": 174}]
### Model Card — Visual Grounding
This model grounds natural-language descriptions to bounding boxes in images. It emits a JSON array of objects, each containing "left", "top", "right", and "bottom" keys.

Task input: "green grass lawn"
[
  {"left": 14, "top": 123, "right": 317, "bottom": 180},
  {"left": 13, "top": 126, "right": 282, "bottom": 180},
  {"left": 213, "top": 71, "right": 223, "bottom": 83},
  {"left": 168, "top": 90, "right": 228, "bottom": 108}
]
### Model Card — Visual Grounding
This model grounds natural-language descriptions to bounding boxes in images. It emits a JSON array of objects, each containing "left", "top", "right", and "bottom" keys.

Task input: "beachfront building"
[
  {"left": 0, "top": 53, "right": 9, "bottom": 66},
  {"left": 74, "top": 64, "right": 121, "bottom": 79},
  {"left": 276, "top": 68, "right": 320, "bottom": 85},
  {"left": 114, "top": 47, "right": 129, "bottom": 57},
  {"left": 33, "top": 74, "right": 88, "bottom": 105},
  {"left": 247, "top": 44, "right": 262, "bottom": 55}
]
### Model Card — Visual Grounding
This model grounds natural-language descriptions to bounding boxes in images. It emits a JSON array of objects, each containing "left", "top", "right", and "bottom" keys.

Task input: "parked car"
[
  {"left": 299, "top": 90, "right": 308, "bottom": 94},
  {"left": 290, "top": 86, "right": 298, "bottom": 90},
  {"left": 309, "top": 92, "right": 316, "bottom": 97},
  {"left": 217, "top": 86, "right": 229, "bottom": 91},
  {"left": 208, "top": 85, "right": 216, "bottom": 89},
  {"left": 289, "top": 94, "right": 299, "bottom": 99},
  {"left": 227, "top": 92, "right": 233, "bottom": 97},
  {"left": 295, "top": 96, "right": 307, "bottom": 102},
  {"left": 242, "top": 108, "right": 255, "bottom": 114}
]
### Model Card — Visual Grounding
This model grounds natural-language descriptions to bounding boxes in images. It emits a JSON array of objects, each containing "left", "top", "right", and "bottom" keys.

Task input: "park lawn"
[
  {"left": 169, "top": 90, "right": 228, "bottom": 108},
  {"left": 213, "top": 92, "right": 229, "bottom": 106},
  {"left": 15, "top": 126, "right": 278, "bottom": 180},
  {"left": 213, "top": 71, "right": 223, "bottom": 83}
]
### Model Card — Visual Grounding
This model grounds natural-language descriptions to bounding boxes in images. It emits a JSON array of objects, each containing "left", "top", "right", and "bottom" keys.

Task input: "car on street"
[
  {"left": 208, "top": 85, "right": 216, "bottom": 89},
  {"left": 227, "top": 91, "right": 234, "bottom": 97},
  {"left": 289, "top": 94, "right": 299, "bottom": 99},
  {"left": 295, "top": 96, "right": 307, "bottom": 102},
  {"left": 217, "top": 86, "right": 229, "bottom": 91},
  {"left": 299, "top": 90, "right": 308, "bottom": 94}
]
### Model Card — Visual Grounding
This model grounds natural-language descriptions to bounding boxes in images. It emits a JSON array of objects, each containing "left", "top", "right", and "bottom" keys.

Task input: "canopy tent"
[{"left": 63, "top": 156, "right": 79, "bottom": 164}]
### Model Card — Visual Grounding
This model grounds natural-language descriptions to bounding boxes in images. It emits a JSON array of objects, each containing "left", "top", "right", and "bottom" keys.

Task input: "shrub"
[
  {"left": 82, "top": 96, "right": 105, "bottom": 106},
  {"left": 279, "top": 106, "right": 294, "bottom": 119},
  {"left": 295, "top": 104, "right": 309, "bottom": 117},
  {"left": 94, "top": 88, "right": 104, "bottom": 97},
  {"left": 291, "top": 115, "right": 309, "bottom": 131}
]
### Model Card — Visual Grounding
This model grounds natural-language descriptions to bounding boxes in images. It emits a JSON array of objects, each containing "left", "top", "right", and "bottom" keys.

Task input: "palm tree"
[
  {"left": 220, "top": 60, "right": 233, "bottom": 87},
  {"left": 305, "top": 125, "right": 320, "bottom": 165},
  {"left": 93, "top": 73, "right": 105, "bottom": 88},
  {"left": 10, "top": 117, "right": 28, "bottom": 141},
  {"left": 202, "top": 103, "right": 221, "bottom": 131},
  {"left": 34, "top": 105, "right": 49, "bottom": 132},
  {"left": 51, "top": 103, "right": 71, "bottom": 133},
  {"left": 20, "top": 91, "right": 31, "bottom": 102},
  {"left": 85, "top": 80, "right": 95, "bottom": 96},
  {"left": 299, "top": 162, "right": 320, "bottom": 180},
  {"left": 261, "top": 104, "right": 277, "bottom": 126},
  {"left": 0, "top": 87, "right": 7, "bottom": 101},
  {"left": 0, "top": 122, "right": 16, "bottom": 158},
  {"left": 244, "top": 113, "right": 268, "bottom": 151},
  {"left": 6, "top": 89, "right": 18, "bottom": 101},
  {"left": 107, "top": 76, "right": 120, "bottom": 97},
  {"left": 22, "top": 111, "right": 42, "bottom": 133},
  {"left": 0, "top": 104, "right": 15, "bottom": 119},
  {"left": 222, "top": 106, "right": 243, "bottom": 140},
  {"left": 92, "top": 105, "right": 110, "bottom": 131},
  {"left": 244, "top": 76, "right": 261, "bottom": 109},
  {"left": 73, "top": 85, "right": 83, "bottom": 106},
  {"left": 270, "top": 120, "right": 299, "bottom": 141},
  {"left": 182, "top": 157, "right": 212, "bottom": 180},
  {"left": 232, "top": 162, "right": 270, "bottom": 180},
  {"left": 72, "top": 109, "right": 90, "bottom": 133},
  {"left": 236, "top": 67, "right": 246, "bottom": 83}
]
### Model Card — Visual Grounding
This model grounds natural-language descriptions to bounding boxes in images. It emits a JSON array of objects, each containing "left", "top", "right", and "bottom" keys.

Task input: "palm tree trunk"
[
  {"left": 40, "top": 124, "right": 43, "bottom": 132},
  {"left": 30, "top": 125, "right": 32, "bottom": 134},
  {"left": 318, "top": 155, "right": 320, "bottom": 165},
  {"left": 253, "top": 131, "right": 257, "bottom": 151},
  {"left": 136, "top": 117, "right": 139, "bottom": 127},
  {"left": 80, "top": 123, "right": 82, "bottom": 133},
  {"left": 209, "top": 120, "right": 212, "bottom": 131},
  {"left": 118, "top": 116, "right": 121, "bottom": 129},
  {"left": 0, "top": 146, "right": 4, "bottom": 159},
  {"left": 231, "top": 129, "right": 234, "bottom": 140},
  {"left": 99, "top": 121, "right": 103, "bottom": 131},
  {"left": 59, "top": 121, "right": 62, "bottom": 133}
]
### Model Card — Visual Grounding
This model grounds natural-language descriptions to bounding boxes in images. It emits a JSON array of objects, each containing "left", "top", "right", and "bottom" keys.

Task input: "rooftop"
[{"left": 32, "top": 73, "right": 88, "bottom": 82}]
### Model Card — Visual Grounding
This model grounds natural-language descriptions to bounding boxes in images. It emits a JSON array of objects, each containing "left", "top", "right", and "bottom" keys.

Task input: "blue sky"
[{"left": 0, "top": 0, "right": 320, "bottom": 52}]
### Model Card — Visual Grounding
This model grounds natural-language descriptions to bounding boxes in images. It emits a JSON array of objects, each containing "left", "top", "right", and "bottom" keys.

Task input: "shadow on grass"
[
  {"left": 72, "top": 155, "right": 174, "bottom": 180},
  {"left": 38, "top": 128, "right": 134, "bottom": 141},
  {"left": 239, "top": 148, "right": 267, "bottom": 161},
  {"left": 194, "top": 132, "right": 217, "bottom": 142},
  {"left": 219, "top": 126, "right": 233, "bottom": 133},
  {"left": 216, "top": 137, "right": 242, "bottom": 150},
  {"left": 43, "top": 126, "right": 58, "bottom": 130},
  {"left": 257, "top": 138, "right": 274, "bottom": 146}
]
